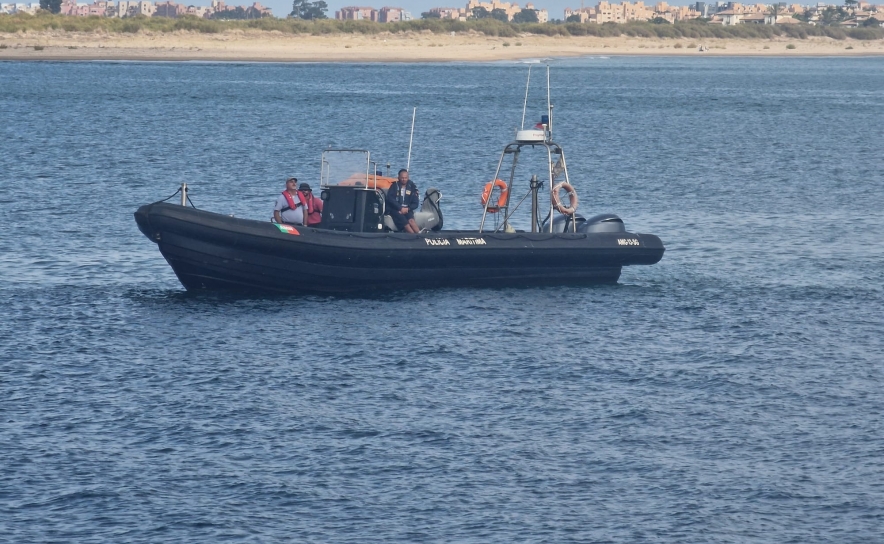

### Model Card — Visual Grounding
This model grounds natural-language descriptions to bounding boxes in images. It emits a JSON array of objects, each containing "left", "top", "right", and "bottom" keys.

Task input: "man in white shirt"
[{"left": 273, "top": 177, "right": 306, "bottom": 225}]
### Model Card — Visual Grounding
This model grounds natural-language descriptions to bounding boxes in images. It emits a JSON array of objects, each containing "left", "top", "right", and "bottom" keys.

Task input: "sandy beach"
[{"left": 1, "top": 30, "right": 883, "bottom": 62}]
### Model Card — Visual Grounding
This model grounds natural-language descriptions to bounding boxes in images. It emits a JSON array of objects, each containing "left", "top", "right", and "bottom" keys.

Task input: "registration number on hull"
[{"left": 617, "top": 238, "right": 640, "bottom": 246}]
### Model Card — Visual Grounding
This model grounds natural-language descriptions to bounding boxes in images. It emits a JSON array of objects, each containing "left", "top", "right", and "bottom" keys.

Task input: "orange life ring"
[
  {"left": 552, "top": 182, "right": 578, "bottom": 215},
  {"left": 481, "top": 179, "right": 508, "bottom": 213}
]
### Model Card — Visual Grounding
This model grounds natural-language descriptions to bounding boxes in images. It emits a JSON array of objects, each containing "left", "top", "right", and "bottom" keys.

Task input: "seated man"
[
  {"left": 273, "top": 177, "right": 306, "bottom": 226},
  {"left": 385, "top": 169, "right": 420, "bottom": 233},
  {"left": 299, "top": 182, "right": 323, "bottom": 227}
]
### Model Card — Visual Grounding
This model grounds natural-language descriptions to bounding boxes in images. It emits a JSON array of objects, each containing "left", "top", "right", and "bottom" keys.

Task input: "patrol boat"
[{"left": 134, "top": 69, "right": 664, "bottom": 294}]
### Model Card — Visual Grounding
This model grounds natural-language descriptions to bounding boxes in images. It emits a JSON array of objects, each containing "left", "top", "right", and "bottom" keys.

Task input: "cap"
[{"left": 286, "top": 177, "right": 298, "bottom": 184}]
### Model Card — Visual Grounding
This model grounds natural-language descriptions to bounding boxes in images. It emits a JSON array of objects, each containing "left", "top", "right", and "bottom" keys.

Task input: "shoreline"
[{"left": 2, "top": 32, "right": 883, "bottom": 62}]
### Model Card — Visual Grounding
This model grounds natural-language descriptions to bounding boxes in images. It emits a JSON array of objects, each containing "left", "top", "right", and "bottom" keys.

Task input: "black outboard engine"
[
  {"left": 578, "top": 213, "right": 626, "bottom": 233},
  {"left": 543, "top": 213, "right": 626, "bottom": 234}
]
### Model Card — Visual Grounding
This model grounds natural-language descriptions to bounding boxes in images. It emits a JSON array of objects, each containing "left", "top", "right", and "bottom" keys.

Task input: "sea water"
[{"left": 1, "top": 57, "right": 883, "bottom": 542}]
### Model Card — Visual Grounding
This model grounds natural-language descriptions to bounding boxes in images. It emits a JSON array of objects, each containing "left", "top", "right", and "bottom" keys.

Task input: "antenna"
[
  {"left": 520, "top": 66, "right": 532, "bottom": 130},
  {"left": 546, "top": 65, "right": 552, "bottom": 140},
  {"left": 406, "top": 107, "right": 416, "bottom": 171}
]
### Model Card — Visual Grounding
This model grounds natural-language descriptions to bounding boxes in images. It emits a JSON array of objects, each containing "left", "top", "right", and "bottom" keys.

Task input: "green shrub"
[
  {"left": 849, "top": 27, "right": 883, "bottom": 40},
  {"left": 120, "top": 21, "right": 142, "bottom": 33},
  {"left": 0, "top": 14, "right": 881, "bottom": 41},
  {"left": 786, "top": 43, "right": 796, "bottom": 49},
  {"left": 824, "top": 27, "right": 847, "bottom": 40},
  {"left": 173, "top": 17, "right": 222, "bottom": 34}
]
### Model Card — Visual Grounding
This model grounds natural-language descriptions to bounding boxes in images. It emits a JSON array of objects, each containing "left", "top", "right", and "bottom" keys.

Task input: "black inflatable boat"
[
  {"left": 134, "top": 69, "right": 664, "bottom": 293},
  {"left": 134, "top": 197, "right": 663, "bottom": 293}
]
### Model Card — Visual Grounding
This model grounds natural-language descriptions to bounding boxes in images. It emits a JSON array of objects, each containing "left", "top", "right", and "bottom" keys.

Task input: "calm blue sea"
[{"left": 1, "top": 57, "right": 883, "bottom": 543}]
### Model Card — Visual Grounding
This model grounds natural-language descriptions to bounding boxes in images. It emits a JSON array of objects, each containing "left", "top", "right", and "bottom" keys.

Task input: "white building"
[{"left": 10, "top": 2, "right": 41, "bottom": 13}]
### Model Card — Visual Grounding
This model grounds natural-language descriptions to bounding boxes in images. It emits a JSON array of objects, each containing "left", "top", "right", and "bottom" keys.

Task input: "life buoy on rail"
[
  {"left": 481, "top": 179, "right": 508, "bottom": 213},
  {"left": 552, "top": 182, "right": 578, "bottom": 215}
]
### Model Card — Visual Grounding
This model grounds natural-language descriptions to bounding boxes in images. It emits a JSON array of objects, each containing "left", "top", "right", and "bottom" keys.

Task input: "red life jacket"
[{"left": 281, "top": 190, "right": 307, "bottom": 213}]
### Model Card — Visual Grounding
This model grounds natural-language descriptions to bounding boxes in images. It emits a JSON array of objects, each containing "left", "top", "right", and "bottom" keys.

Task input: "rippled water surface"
[{"left": 2, "top": 58, "right": 883, "bottom": 542}]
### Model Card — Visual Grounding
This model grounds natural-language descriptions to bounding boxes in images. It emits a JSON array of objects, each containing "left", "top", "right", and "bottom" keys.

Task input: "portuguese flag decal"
[{"left": 274, "top": 224, "right": 300, "bottom": 235}]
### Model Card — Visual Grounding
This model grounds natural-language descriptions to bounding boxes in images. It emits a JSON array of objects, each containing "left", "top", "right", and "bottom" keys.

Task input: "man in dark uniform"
[{"left": 385, "top": 169, "right": 420, "bottom": 233}]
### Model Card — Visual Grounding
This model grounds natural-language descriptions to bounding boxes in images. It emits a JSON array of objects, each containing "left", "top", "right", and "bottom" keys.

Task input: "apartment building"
[
  {"left": 334, "top": 5, "right": 411, "bottom": 21},
  {"left": 428, "top": 6, "right": 461, "bottom": 18},
  {"left": 465, "top": 0, "right": 523, "bottom": 20},
  {"left": 336, "top": 6, "right": 378, "bottom": 20},
  {"left": 1, "top": 2, "right": 40, "bottom": 13},
  {"left": 155, "top": 0, "right": 186, "bottom": 16},
  {"left": 566, "top": 1, "right": 699, "bottom": 22},
  {"left": 379, "top": 6, "right": 412, "bottom": 21},
  {"left": 45, "top": 0, "right": 268, "bottom": 18},
  {"left": 115, "top": 0, "right": 144, "bottom": 15},
  {"left": 428, "top": 1, "right": 547, "bottom": 22}
]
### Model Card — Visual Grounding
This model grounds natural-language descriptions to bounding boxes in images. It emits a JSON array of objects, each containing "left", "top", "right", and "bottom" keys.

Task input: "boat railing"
[{"left": 480, "top": 140, "right": 574, "bottom": 234}]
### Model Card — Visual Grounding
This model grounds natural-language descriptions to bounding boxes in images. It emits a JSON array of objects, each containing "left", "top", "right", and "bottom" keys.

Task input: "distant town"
[
  {"left": 2, "top": 0, "right": 271, "bottom": 17},
  {"left": 563, "top": 0, "right": 882, "bottom": 25},
  {"left": 2, "top": 0, "right": 882, "bottom": 27}
]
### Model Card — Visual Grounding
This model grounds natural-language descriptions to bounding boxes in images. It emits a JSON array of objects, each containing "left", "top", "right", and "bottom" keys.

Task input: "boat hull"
[{"left": 135, "top": 202, "right": 664, "bottom": 294}]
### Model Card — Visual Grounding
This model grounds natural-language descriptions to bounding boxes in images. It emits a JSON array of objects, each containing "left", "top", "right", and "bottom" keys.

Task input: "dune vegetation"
[{"left": 1, "top": 12, "right": 883, "bottom": 40}]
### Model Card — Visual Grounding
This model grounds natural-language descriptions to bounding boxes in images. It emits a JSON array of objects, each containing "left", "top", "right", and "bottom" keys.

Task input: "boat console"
[
  {"left": 318, "top": 149, "right": 442, "bottom": 233},
  {"left": 319, "top": 186, "right": 385, "bottom": 233}
]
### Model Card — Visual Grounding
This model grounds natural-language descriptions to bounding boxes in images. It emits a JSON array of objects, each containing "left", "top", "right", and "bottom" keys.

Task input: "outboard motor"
[
  {"left": 578, "top": 213, "right": 626, "bottom": 233},
  {"left": 543, "top": 213, "right": 626, "bottom": 234}
]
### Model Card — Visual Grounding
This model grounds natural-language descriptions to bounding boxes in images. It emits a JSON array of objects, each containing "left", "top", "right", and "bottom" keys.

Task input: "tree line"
[
  {"left": 4, "top": 11, "right": 882, "bottom": 40},
  {"left": 425, "top": 6, "right": 541, "bottom": 24},
  {"left": 31, "top": 0, "right": 882, "bottom": 28}
]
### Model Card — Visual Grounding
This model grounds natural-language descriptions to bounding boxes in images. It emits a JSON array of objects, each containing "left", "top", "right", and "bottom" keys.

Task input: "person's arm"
[
  {"left": 298, "top": 191, "right": 311, "bottom": 214},
  {"left": 385, "top": 186, "right": 401, "bottom": 212},
  {"left": 408, "top": 184, "right": 420, "bottom": 211},
  {"left": 273, "top": 195, "right": 284, "bottom": 223}
]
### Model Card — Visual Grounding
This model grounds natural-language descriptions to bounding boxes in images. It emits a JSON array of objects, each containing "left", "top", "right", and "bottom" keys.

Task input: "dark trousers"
[{"left": 390, "top": 209, "right": 414, "bottom": 231}]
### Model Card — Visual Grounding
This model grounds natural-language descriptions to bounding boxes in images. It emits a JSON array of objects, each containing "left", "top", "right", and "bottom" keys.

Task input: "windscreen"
[{"left": 321, "top": 150, "right": 371, "bottom": 188}]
